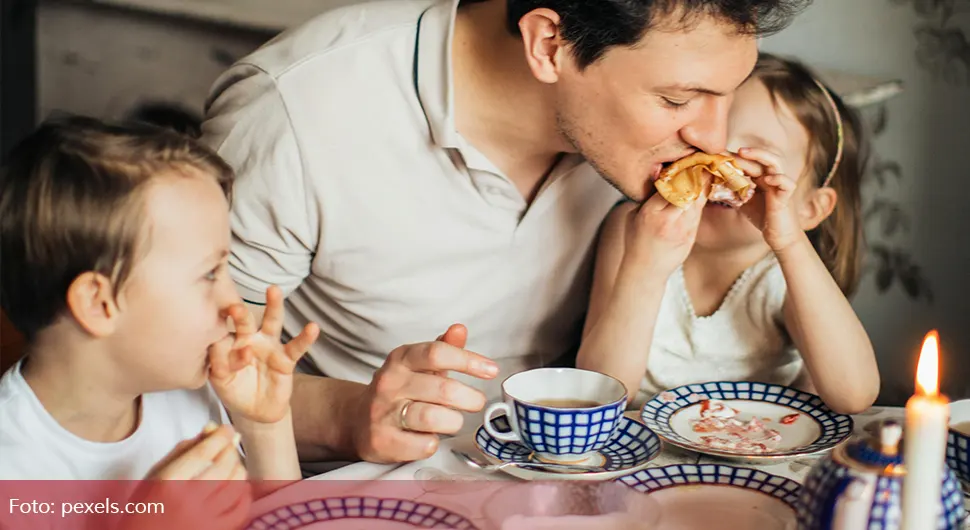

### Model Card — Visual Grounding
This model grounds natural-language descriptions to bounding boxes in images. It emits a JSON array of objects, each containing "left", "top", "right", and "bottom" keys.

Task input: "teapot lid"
[{"left": 837, "top": 420, "right": 905, "bottom": 475}]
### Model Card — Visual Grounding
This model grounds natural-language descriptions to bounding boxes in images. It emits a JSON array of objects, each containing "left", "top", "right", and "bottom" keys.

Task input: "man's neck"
[
  {"left": 452, "top": 1, "right": 573, "bottom": 202},
  {"left": 22, "top": 326, "right": 141, "bottom": 443}
]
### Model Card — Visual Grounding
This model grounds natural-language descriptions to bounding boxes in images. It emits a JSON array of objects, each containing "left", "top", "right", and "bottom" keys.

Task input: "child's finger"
[
  {"left": 680, "top": 192, "right": 707, "bottom": 226},
  {"left": 196, "top": 440, "right": 243, "bottom": 480},
  {"left": 738, "top": 147, "right": 785, "bottom": 175},
  {"left": 207, "top": 336, "right": 235, "bottom": 380},
  {"left": 284, "top": 323, "right": 321, "bottom": 363},
  {"left": 268, "top": 348, "right": 298, "bottom": 374},
  {"left": 261, "top": 286, "right": 285, "bottom": 338},
  {"left": 228, "top": 346, "right": 253, "bottom": 373},
  {"left": 763, "top": 174, "right": 797, "bottom": 194},
  {"left": 228, "top": 304, "right": 258, "bottom": 336},
  {"left": 157, "top": 426, "right": 238, "bottom": 479},
  {"left": 728, "top": 156, "right": 766, "bottom": 178},
  {"left": 207, "top": 480, "right": 252, "bottom": 522},
  {"left": 642, "top": 189, "right": 676, "bottom": 213}
]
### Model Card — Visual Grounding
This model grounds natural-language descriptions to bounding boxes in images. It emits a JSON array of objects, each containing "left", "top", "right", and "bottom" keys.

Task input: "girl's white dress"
[{"left": 633, "top": 253, "right": 806, "bottom": 408}]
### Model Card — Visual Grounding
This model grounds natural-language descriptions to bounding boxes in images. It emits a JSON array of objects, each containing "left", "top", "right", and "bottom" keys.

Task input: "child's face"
[
  {"left": 694, "top": 77, "right": 812, "bottom": 251},
  {"left": 110, "top": 170, "right": 240, "bottom": 393}
]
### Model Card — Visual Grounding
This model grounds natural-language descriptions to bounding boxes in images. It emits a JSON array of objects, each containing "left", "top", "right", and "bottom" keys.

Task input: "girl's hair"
[{"left": 752, "top": 52, "right": 869, "bottom": 297}]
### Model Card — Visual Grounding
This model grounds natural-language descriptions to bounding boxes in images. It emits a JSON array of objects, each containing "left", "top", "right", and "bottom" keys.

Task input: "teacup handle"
[{"left": 483, "top": 402, "right": 521, "bottom": 443}]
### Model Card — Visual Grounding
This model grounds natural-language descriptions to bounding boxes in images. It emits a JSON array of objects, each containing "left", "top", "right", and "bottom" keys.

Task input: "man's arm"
[{"left": 290, "top": 375, "right": 366, "bottom": 461}]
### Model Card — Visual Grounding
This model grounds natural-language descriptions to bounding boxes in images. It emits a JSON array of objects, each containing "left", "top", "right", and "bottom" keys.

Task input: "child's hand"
[
  {"left": 734, "top": 147, "right": 804, "bottom": 251},
  {"left": 623, "top": 188, "right": 707, "bottom": 278},
  {"left": 144, "top": 424, "right": 247, "bottom": 480},
  {"left": 123, "top": 425, "right": 252, "bottom": 530},
  {"left": 208, "top": 286, "right": 320, "bottom": 424}
]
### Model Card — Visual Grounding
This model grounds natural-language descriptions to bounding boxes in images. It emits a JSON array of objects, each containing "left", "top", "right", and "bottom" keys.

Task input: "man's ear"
[
  {"left": 799, "top": 187, "right": 838, "bottom": 231},
  {"left": 518, "top": 8, "right": 565, "bottom": 84},
  {"left": 66, "top": 272, "right": 120, "bottom": 338}
]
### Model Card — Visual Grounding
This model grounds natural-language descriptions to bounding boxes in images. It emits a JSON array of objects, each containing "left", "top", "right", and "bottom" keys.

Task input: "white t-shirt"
[
  {"left": 634, "top": 254, "right": 805, "bottom": 408},
  {"left": 0, "top": 361, "right": 229, "bottom": 480}
]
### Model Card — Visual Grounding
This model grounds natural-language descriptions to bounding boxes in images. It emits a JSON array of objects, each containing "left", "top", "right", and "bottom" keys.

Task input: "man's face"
[{"left": 552, "top": 15, "right": 759, "bottom": 202}]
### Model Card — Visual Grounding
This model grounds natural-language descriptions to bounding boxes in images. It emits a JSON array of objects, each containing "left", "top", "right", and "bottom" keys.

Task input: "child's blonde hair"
[
  {"left": 0, "top": 115, "right": 235, "bottom": 340},
  {"left": 752, "top": 52, "right": 869, "bottom": 297}
]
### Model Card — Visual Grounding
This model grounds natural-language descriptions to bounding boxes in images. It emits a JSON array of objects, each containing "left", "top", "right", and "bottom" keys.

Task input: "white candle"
[{"left": 901, "top": 330, "right": 949, "bottom": 530}]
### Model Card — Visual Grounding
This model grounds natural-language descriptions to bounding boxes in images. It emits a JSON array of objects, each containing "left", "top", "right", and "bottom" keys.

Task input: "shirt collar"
[{"left": 414, "top": 0, "right": 462, "bottom": 149}]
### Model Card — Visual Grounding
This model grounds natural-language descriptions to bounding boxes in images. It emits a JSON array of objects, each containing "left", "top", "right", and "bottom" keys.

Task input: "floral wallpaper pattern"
[
  {"left": 859, "top": 1, "right": 969, "bottom": 302},
  {"left": 890, "top": 0, "right": 970, "bottom": 85}
]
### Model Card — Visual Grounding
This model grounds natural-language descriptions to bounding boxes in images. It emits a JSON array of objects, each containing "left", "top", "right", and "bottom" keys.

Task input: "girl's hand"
[
  {"left": 733, "top": 147, "right": 804, "bottom": 252},
  {"left": 208, "top": 286, "right": 320, "bottom": 424},
  {"left": 622, "top": 188, "right": 707, "bottom": 280}
]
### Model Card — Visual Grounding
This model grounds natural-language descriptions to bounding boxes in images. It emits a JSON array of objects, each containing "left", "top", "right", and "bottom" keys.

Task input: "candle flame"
[{"left": 916, "top": 330, "right": 940, "bottom": 396}]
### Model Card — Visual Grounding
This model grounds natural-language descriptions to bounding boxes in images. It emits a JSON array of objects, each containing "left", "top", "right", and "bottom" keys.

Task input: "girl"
[{"left": 577, "top": 53, "right": 880, "bottom": 415}]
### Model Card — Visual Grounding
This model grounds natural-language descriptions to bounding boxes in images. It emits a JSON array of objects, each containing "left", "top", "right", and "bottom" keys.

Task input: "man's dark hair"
[{"left": 461, "top": 0, "right": 812, "bottom": 69}]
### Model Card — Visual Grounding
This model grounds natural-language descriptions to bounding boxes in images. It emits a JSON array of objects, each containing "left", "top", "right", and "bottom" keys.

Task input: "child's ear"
[
  {"left": 798, "top": 187, "right": 838, "bottom": 231},
  {"left": 66, "top": 272, "right": 120, "bottom": 337}
]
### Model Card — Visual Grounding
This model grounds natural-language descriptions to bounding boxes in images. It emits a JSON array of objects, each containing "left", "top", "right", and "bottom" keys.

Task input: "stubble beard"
[{"left": 555, "top": 111, "right": 646, "bottom": 204}]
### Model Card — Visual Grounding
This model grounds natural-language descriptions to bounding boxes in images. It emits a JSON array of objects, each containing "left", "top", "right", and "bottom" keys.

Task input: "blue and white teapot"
[{"left": 798, "top": 420, "right": 965, "bottom": 530}]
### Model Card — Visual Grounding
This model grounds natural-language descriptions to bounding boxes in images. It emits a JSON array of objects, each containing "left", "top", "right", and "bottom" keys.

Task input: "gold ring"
[{"left": 399, "top": 399, "right": 414, "bottom": 431}]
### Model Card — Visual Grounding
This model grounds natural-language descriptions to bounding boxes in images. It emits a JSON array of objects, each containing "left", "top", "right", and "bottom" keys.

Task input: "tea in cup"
[{"left": 484, "top": 368, "right": 628, "bottom": 463}]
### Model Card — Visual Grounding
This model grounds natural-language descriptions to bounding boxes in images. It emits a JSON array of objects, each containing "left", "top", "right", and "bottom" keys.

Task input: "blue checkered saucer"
[
  {"left": 641, "top": 381, "right": 853, "bottom": 461},
  {"left": 245, "top": 496, "right": 479, "bottom": 530},
  {"left": 475, "top": 414, "right": 662, "bottom": 481},
  {"left": 616, "top": 464, "right": 801, "bottom": 521}
]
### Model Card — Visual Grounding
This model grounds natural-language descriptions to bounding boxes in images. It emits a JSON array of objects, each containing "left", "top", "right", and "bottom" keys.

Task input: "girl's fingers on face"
[
  {"left": 764, "top": 174, "right": 796, "bottom": 193},
  {"left": 738, "top": 148, "right": 785, "bottom": 175},
  {"left": 730, "top": 156, "right": 766, "bottom": 178}
]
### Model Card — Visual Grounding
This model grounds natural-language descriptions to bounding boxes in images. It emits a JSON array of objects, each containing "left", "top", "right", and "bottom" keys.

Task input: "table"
[
  {"left": 311, "top": 407, "right": 905, "bottom": 483},
  {"left": 247, "top": 407, "right": 969, "bottom": 529}
]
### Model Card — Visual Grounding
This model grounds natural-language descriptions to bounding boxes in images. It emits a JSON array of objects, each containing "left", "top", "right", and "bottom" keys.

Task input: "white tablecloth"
[{"left": 310, "top": 407, "right": 904, "bottom": 483}]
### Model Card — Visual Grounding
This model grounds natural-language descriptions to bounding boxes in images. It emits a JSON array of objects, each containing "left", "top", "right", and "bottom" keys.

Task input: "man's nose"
[{"left": 680, "top": 96, "right": 731, "bottom": 154}]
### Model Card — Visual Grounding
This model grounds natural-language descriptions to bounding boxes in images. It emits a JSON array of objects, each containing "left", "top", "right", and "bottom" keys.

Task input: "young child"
[
  {"left": 577, "top": 53, "right": 880, "bottom": 415},
  {"left": 0, "top": 116, "right": 319, "bottom": 486}
]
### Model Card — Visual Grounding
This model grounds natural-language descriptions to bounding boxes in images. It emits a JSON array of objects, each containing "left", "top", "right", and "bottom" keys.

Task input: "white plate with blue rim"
[
  {"left": 474, "top": 414, "right": 661, "bottom": 481},
  {"left": 640, "top": 381, "right": 853, "bottom": 462},
  {"left": 244, "top": 496, "right": 479, "bottom": 529},
  {"left": 616, "top": 464, "right": 802, "bottom": 530}
]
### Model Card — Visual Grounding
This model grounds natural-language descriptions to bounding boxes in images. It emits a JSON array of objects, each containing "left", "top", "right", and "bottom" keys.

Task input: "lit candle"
[{"left": 901, "top": 330, "right": 949, "bottom": 530}]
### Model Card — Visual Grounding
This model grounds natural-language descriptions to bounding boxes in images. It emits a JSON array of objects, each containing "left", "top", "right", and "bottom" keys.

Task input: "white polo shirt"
[{"left": 200, "top": 0, "right": 622, "bottom": 400}]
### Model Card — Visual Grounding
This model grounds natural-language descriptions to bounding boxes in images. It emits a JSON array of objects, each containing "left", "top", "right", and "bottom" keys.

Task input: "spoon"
[{"left": 451, "top": 450, "right": 604, "bottom": 474}]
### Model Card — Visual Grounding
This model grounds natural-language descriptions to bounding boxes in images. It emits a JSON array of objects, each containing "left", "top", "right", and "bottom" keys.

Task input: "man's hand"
[
  {"left": 350, "top": 323, "right": 499, "bottom": 463},
  {"left": 209, "top": 286, "right": 320, "bottom": 424}
]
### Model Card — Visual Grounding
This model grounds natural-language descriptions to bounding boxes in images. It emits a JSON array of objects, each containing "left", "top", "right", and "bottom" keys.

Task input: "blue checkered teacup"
[
  {"left": 483, "top": 368, "right": 628, "bottom": 463},
  {"left": 947, "top": 399, "right": 970, "bottom": 487}
]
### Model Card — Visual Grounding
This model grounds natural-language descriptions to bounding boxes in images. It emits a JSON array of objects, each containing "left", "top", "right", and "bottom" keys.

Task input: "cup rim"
[
  {"left": 499, "top": 367, "right": 628, "bottom": 409},
  {"left": 948, "top": 400, "right": 970, "bottom": 440}
]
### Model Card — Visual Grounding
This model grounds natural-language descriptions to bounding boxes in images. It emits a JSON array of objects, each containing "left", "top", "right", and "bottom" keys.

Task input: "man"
[{"left": 200, "top": 0, "right": 810, "bottom": 465}]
